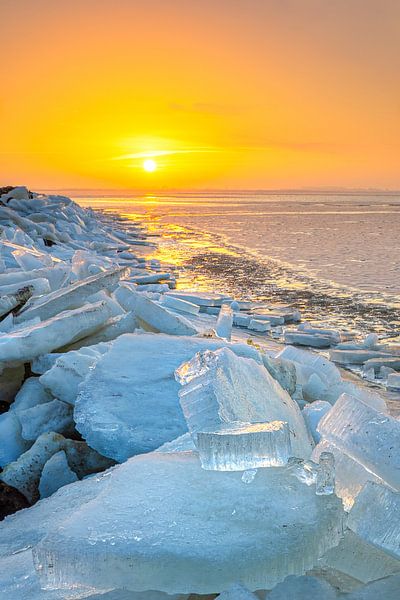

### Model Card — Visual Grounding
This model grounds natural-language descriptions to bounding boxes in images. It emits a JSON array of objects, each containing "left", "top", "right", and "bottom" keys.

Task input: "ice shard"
[
  {"left": 315, "top": 393, "right": 400, "bottom": 492},
  {"left": 0, "top": 301, "right": 112, "bottom": 364},
  {"left": 15, "top": 267, "right": 128, "bottom": 323},
  {"left": 176, "top": 347, "right": 313, "bottom": 459},
  {"left": 195, "top": 421, "right": 291, "bottom": 471},
  {"left": 347, "top": 482, "right": 400, "bottom": 560}
]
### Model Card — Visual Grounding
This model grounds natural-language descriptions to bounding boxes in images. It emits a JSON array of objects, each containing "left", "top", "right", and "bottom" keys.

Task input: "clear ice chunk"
[
  {"left": 316, "top": 393, "right": 400, "bottom": 492},
  {"left": 32, "top": 451, "right": 344, "bottom": 594},
  {"left": 195, "top": 421, "right": 291, "bottom": 471},
  {"left": 318, "top": 530, "right": 400, "bottom": 585},
  {"left": 215, "top": 304, "right": 233, "bottom": 340},
  {"left": 347, "top": 482, "right": 400, "bottom": 560},
  {"left": 177, "top": 348, "right": 313, "bottom": 459}
]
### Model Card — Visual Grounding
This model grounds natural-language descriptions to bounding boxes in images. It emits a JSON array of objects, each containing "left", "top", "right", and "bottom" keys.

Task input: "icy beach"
[{"left": 0, "top": 186, "right": 399, "bottom": 599}]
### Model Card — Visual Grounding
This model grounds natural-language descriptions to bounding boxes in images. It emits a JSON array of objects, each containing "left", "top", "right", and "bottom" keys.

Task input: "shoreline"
[{"left": 0, "top": 187, "right": 399, "bottom": 597}]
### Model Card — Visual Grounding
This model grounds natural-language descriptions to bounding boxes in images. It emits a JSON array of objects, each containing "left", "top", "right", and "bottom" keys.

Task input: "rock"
[{"left": 0, "top": 481, "right": 30, "bottom": 520}]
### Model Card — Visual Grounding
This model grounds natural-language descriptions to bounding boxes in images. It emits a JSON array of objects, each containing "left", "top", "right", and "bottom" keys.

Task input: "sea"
[{"left": 72, "top": 191, "right": 400, "bottom": 339}]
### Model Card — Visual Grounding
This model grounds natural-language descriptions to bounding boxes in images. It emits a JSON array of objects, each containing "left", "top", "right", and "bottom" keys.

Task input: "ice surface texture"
[
  {"left": 33, "top": 451, "right": 345, "bottom": 594},
  {"left": 75, "top": 333, "right": 262, "bottom": 462},
  {"left": 177, "top": 347, "right": 313, "bottom": 459}
]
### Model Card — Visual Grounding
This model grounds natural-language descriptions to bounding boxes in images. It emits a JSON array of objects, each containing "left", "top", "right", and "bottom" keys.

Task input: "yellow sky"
[{"left": 1, "top": 0, "right": 399, "bottom": 190}]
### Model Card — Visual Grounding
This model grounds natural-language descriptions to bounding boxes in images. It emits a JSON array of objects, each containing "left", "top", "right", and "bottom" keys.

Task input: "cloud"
[{"left": 112, "top": 148, "right": 219, "bottom": 161}]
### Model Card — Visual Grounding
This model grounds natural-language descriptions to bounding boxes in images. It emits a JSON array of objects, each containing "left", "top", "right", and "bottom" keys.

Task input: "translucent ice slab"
[
  {"left": 33, "top": 451, "right": 345, "bottom": 594},
  {"left": 0, "top": 301, "right": 112, "bottom": 364},
  {"left": 195, "top": 421, "right": 291, "bottom": 471},
  {"left": 318, "top": 529, "right": 400, "bottom": 585},
  {"left": 15, "top": 267, "right": 127, "bottom": 323},
  {"left": 347, "top": 482, "right": 400, "bottom": 560},
  {"left": 176, "top": 348, "right": 313, "bottom": 459},
  {"left": 316, "top": 394, "right": 400, "bottom": 492}
]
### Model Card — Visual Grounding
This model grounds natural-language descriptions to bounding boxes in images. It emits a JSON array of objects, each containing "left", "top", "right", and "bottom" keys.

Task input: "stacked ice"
[
  {"left": 176, "top": 346, "right": 314, "bottom": 467},
  {"left": 0, "top": 186, "right": 399, "bottom": 599}
]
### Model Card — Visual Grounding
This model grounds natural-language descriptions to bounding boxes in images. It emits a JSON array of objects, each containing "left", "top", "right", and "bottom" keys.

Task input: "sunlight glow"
[{"left": 143, "top": 159, "right": 157, "bottom": 172}]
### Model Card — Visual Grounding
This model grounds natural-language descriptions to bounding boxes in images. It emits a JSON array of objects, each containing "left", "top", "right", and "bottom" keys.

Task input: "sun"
[{"left": 143, "top": 158, "right": 157, "bottom": 172}]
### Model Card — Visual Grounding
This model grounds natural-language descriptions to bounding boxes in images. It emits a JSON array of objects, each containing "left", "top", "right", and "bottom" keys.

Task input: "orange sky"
[{"left": 1, "top": 0, "right": 399, "bottom": 191}]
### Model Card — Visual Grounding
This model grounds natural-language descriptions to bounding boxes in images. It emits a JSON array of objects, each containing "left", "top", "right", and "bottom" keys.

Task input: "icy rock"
[
  {"left": 177, "top": 348, "right": 313, "bottom": 459},
  {"left": 387, "top": 373, "right": 400, "bottom": 391},
  {"left": 135, "top": 295, "right": 198, "bottom": 336},
  {"left": 75, "top": 334, "right": 262, "bottom": 462},
  {"left": 0, "top": 432, "right": 114, "bottom": 503},
  {"left": 18, "top": 399, "right": 74, "bottom": 440},
  {"left": 39, "top": 450, "right": 78, "bottom": 499},
  {"left": 15, "top": 267, "right": 127, "bottom": 323},
  {"left": 40, "top": 347, "right": 106, "bottom": 405},
  {"left": 217, "top": 583, "right": 259, "bottom": 599},
  {"left": 261, "top": 354, "right": 297, "bottom": 395},
  {"left": 161, "top": 294, "right": 200, "bottom": 315},
  {"left": 315, "top": 394, "right": 400, "bottom": 492},
  {"left": 248, "top": 319, "right": 271, "bottom": 333},
  {"left": 0, "top": 411, "right": 31, "bottom": 467},
  {"left": 0, "top": 301, "right": 112, "bottom": 363},
  {"left": 347, "top": 482, "right": 400, "bottom": 560},
  {"left": 215, "top": 304, "right": 233, "bottom": 340},
  {"left": 266, "top": 575, "right": 337, "bottom": 600},
  {"left": 33, "top": 451, "right": 345, "bottom": 594},
  {"left": 318, "top": 530, "right": 400, "bottom": 585},
  {"left": 11, "top": 377, "right": 53, "bottom": 413},
  {"left": 284, "top": 331, "right": 333, "bottom": 348},
  {"left": 302, "top": 401, "right": 332, "bottom": 443},
  {"left": 195, "top": 421, "right": 292, "bottom": 471}
]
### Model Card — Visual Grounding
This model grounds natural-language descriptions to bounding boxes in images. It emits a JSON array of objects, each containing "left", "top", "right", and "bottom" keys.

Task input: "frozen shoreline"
[{"left": 0, "top": 187, "right": 399, "bottom": 599}]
